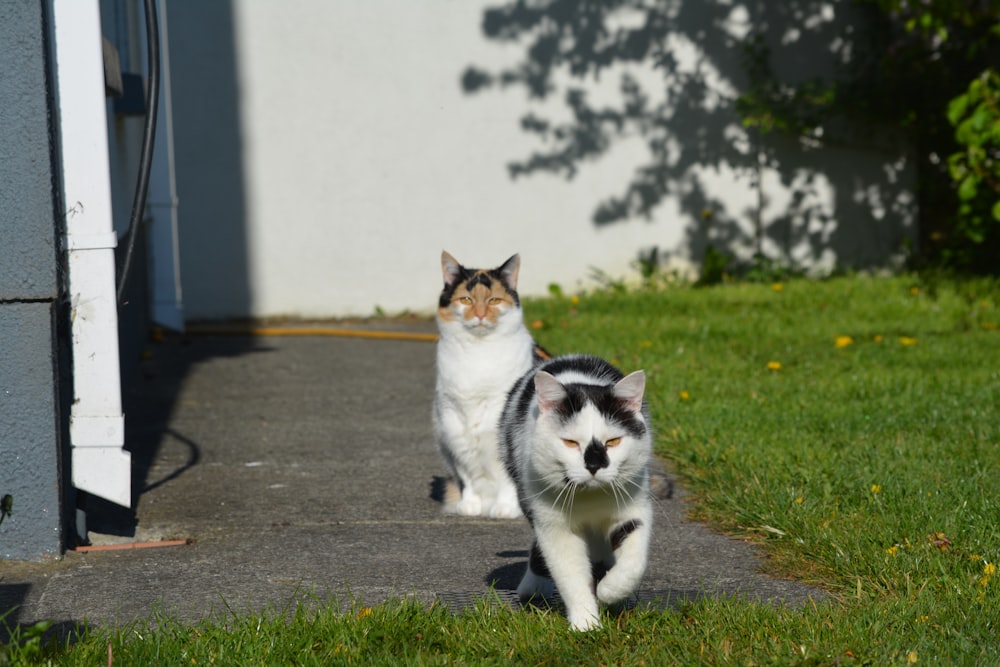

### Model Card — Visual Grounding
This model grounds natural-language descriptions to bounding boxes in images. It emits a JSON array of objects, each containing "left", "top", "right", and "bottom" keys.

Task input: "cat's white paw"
[
  {"left": 446, "top": 491, "right": 483, "bottom": 516},
  {"left": 567, "top": 608, "right": 601, "bottom": 632},
  {"left": 487, "top": 499, "right": 523, "bottom": 519},
  {"left": 516, "top": 569, "right": 554, "bottom": 602},
  {"left": 596, "top": 557, "right": 645, "bottom": 605},
  {"left": 596, "top": 577, "right": 635, "bottom": 606}
]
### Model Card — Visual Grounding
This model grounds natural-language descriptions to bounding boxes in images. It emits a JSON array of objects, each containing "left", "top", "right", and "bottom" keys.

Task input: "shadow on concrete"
[
  {"left": 485, "top": 550, "right": 529, "bottom": 591},
  {"left": 428, "top": 475, "right": 449, "bottom": 504},
  {"left": 0, "top": 582, "right": 83, "bottom": 646},
  {"left": 83, "top": 337, "right": 269, "bottom": 540},
  {"left": 81, "top": 0, "right": 258, "bottom": 542},
  {"left": 0, "top": 583, "right": 29, "bottom": 633},
  {"left": 482, "top": 552, "right": 727, "bottom": 614},
  {"left": 0, "top": 619, "right": 83, "bottom": 651},
  {"left": 140, "top": 428, "right": 201, "bottom": 495}
]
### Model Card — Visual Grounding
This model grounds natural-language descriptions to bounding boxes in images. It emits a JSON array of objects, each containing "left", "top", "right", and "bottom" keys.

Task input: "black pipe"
[{"left": 116, "top": 0, "right": 160, "bottom": 304}]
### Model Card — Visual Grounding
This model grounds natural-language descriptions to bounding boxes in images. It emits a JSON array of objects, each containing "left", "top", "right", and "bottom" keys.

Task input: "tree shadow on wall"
[{"left": 462, "top": 0, "right": 915, "bottom": 272}]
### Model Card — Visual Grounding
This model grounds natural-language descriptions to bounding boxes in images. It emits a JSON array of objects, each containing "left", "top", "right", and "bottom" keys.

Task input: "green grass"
[{"left": 5, "top": 275, "right": 999, "bottom": 665}]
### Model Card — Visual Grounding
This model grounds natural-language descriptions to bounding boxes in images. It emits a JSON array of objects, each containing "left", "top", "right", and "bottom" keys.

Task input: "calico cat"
[
  {"left": 500, "top": 354, "right": 653, "bottom": 631},
  {"left": 434, "top": 251, "right": 548, "bottom": 518}
]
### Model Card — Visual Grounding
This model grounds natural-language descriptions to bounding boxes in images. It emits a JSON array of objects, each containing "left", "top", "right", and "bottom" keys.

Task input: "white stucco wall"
[{"left": 167, "top": 1, "right": 914, "bottom": 321}]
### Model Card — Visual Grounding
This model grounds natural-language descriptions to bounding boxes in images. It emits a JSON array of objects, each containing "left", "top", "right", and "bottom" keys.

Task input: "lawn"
[{"left": 5, "top": 275, "right": 999, "bottom": 665}]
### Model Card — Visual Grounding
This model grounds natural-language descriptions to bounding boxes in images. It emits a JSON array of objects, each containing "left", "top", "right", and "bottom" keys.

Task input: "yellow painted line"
[{"left": 187, "top": 326, "right": 439, "bottom": 343}]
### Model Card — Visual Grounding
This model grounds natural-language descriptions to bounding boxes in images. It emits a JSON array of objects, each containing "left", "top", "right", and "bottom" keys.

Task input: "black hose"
[{"left": 116, "top": 0, "right": 160, "bottom": 304}]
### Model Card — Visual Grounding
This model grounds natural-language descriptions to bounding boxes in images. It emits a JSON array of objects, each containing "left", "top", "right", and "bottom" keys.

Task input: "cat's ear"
[
  {"left": 534, "top": 371, "right": 566, "bottom": 413},
  {"left": 441, "top": 251, "right": 463, "bottom": 287},
  {"left": 498, "top": 254, "right": 521, "bottom": 291},
  {"left": 613, "top": 370, "right": 646, "bottom": 413}
]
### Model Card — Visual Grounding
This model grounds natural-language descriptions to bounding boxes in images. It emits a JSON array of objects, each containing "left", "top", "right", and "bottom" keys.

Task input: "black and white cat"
[
  {"left": 434, "top": 251, "right": 548, "bottom": 518},
  {"left": 500, "top": 354, "right": 653, "bottom": 631}
]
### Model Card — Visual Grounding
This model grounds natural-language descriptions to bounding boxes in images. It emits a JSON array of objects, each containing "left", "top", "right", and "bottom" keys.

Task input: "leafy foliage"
[
  {"left": 750, "top": 0, "right": 1000, "bottom": 266},
  {"left": 947, "top": 68, "right": 1000, "bottom": 245}
]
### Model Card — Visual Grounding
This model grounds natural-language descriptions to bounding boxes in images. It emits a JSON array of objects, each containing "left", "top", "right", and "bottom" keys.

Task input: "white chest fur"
[{"left": 433, "top": 316, "right": 534, "bottom": 518}]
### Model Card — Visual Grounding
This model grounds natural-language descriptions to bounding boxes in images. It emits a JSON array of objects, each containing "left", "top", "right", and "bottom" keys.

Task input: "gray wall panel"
[
  {"left": 0, "top": 303, "right": 62, "bottom": 559},
  {"left": 0, "top": 3, "right": 59, "bottom": 300}
]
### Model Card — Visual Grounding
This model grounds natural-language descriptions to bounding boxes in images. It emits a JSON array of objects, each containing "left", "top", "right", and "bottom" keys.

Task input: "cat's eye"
[
  {"left": 561, "top": 438, "right": 579, "bottom": 448},
  {"left": 457, "top": 296, "right": 473, "bottom": 305},
  {"left": 488, "top": 297, "right": 503, "bottom": 305},
  {"left": 605, "top": 437, "right": 622, "bottom": 447}
]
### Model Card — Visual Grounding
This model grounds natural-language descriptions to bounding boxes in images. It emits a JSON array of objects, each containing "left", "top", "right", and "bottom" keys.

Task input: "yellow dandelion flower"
[
  {"left": 899, "top": 336, "right": 918, "bottom": 346},
  {"left": 910, "top": 287, "right": 920, "bottom": 296},
  {"left": 985, "top": 562, "right": 996, "bottom": 577},
  {"left": 569, "top": 295, "right": 580, "bottom": 305},
  {"left": 907, "top": 650, "right": 919, "bottom": 664},
  {"left": 916, "top": 615, "right": 929, "bottom": 624},
  {"left": 795, "top": 496, "right": 804, "bottom": 504},
  {"left": 871, "top": 484, "right": 882, "bottom": 494},
  {"left": 835, "top": 335, "right": 854, "bottom": 348},
  {"left": 357, "top": 607, "right": 373, "bottom": 618},
  {"left": 887, "top": 545, "right": 899, "bottom": 556},
  {"left": 767, "top": 361, "right": 782, "bottom": 371},
  {"left": 772, "top": 282, "right": 784, "bottom": 292},
  {"left": 874, "top": 335, "right": 884, "bottom": 343},
  {"left": 679, "top": 390, "right": 690, "bottom": 401}
]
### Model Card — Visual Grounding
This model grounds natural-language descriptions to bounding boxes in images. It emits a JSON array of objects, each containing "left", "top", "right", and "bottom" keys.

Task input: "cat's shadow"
[
  {"left": 425, "top": 480, "right": 530, "bottom": 591},
  {"left": 483, "top": 550, "right": 706, "bottom": 614},
  {"left": 486, "top": 550, "right": 529, "bottom": 591},
  {"left": 428, "top": 476, "right": 449, "bottom": 504}
]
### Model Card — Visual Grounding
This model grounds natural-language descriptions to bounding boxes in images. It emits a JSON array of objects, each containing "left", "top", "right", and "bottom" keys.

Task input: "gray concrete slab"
[{"left": 0, "top": 329, "right": 824, "bottom": 633}]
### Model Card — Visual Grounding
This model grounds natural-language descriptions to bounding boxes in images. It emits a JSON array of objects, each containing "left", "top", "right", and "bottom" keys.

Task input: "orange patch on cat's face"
[
  {"left": 443, "top": 273, "right": 514, "bottom": 327},
  {"left": 437, "top": 303, "right": 458, "bottom": 323}
]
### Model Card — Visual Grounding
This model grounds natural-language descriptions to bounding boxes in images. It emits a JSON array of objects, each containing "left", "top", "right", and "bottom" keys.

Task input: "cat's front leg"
[
  {"left": 596, "top": 516, "right": 651, "bottom": 606},
  {"left": 488, "top": 477, "right": 523, "bottom": 519},
  {"left": 516, "top": 541, "right": 555, "bottom": 603},
  {"left": 536, "top": 528, "right": 601, "bottom": 631}
]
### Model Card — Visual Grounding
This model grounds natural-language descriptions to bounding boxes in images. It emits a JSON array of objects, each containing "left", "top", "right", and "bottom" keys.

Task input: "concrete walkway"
[{"left": 1, "top": 326, "right": 823, "bottom": 634}]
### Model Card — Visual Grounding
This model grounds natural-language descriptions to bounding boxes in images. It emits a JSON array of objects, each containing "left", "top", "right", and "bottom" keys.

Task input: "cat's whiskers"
[
  {"left": 552, "top": 479, "right": 576, "bottom": 515},
  {"left": 609, "top": 479, "right": 627, "bottom": 513},
  {"left": 616, "top": 478, "right": 640, "bottom": 512},
  {"left": 563, "top": 484, "right": 578, "bottom": 516},
  {"left": 522, "top": 476, "right": 567, "bottom": 504},
  {"left": 622, "top": 476, "right": 641, "bottom": 498}
]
